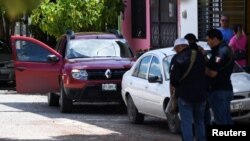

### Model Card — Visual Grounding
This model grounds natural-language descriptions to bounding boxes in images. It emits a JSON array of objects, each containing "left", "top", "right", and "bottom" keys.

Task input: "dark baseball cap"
[{"left": 184, "top": 33, "right": 198, "bottom": 42}]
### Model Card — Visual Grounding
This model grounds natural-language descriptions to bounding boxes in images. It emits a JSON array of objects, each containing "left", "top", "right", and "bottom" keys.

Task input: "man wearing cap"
[{"left": 170, "top": 38, "right": 207, "bottom": 141}]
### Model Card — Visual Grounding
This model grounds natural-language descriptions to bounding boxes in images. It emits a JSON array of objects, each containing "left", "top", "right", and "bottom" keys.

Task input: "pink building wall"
[{"left": 122, "top": 0, "right": 151, "bottom": 54}]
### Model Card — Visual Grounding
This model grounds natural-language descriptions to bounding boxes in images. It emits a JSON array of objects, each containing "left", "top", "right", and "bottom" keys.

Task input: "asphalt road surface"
[{"left": 0, "top": 89, "right": 181, "bottom": 141}]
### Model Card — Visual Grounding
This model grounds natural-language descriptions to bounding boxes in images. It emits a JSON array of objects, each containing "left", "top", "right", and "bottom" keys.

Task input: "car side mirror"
[
  {"left": 47, "top": 54, "right": 60, "bottom": 62},
  {"left": 148, "top": 75, "right": 162, "bottom": 83}
]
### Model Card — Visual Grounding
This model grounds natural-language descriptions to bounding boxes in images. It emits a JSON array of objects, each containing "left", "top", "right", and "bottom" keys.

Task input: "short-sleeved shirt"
[
  {"left": 207, "top": 42, "right": 233, "bottom": 91},
  {"left": 217, "top": 27, "right": 234, "bottom": 44}
]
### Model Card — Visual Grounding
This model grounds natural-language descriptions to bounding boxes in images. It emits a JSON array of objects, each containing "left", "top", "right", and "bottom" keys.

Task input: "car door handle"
[
  {"left": 16, "top": 67, "right": 26, "bottom": 71},
  {"left": 145, "top": 86, "right": 148, "bottom": 89}
]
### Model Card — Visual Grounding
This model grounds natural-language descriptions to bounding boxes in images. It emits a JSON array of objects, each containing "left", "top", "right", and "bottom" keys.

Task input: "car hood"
[
  {"left": 231, "top": 72, "right": 250, "bottom": 92},
  {"left": 66, "top": 58, "right": 134, "bottom": 69}
]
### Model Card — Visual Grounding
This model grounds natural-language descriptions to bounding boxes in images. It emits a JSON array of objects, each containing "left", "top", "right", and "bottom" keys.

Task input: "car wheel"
[
  {"left": 127, "top": 95, "right": 144, "bottom": 124},
  {"left": 166, "top": 112, "right": 180, "bottom": 134},
  {"left": 48, "top": 92, "right": 59, "bottom": 106},
  {"left": 59, "top": 83, "right": 73, "bottom": 113}
]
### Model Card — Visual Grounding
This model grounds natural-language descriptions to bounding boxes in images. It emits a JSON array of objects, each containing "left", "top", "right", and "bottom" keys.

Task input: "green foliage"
[
  {"left": 31, "top": 0, "right": 125, "bottom": 39},
  {"left": 0, "top": 0, "right": 42, "bottom": 20},
  {"left": 99, "top": 0, "right": 126, "bottom": 31}
]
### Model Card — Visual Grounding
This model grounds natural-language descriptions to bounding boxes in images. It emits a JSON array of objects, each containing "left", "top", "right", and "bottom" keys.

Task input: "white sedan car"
[{"left": 121, "top": 44, "right": 250, "bottom": 133}]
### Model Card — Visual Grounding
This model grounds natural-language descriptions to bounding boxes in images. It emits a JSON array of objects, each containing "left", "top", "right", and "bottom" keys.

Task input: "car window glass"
[
  {"left": 66, "top": 39, "right": 132, "bottom": 59},
  {"left": 132, "top": 61, "right": 140, "bottom": 77},
  {"left": 163, "top": 55, "right": 173, "bottom": 80},
  {"left": 135, "top": 55, "right": 151, "bottom": 79},
  {"left": 233, "top": 62, "right": 244, "bottom": 72},
  {"left": 148, "top": 56, "right": 161, "bottom": 79},
  {"left": 15, "top": 40, "right": 51, "bottom": 62}
]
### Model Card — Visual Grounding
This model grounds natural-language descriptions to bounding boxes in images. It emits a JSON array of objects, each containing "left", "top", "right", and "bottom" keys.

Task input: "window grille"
[
  {"left": 198, "top": 0, "right": 245, "bottom": 41},
  {"left": 151, "top": 0, "right": 177, "bottom": 48}
]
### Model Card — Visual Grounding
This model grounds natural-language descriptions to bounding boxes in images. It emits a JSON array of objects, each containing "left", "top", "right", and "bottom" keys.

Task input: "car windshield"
[{"left": 66, "top": 39, "right": 132, "bottom": 59}]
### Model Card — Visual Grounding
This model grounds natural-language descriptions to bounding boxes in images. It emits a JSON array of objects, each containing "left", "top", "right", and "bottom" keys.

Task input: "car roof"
[
  {"left": 148, "top": 47, "right": 176, "bottom": 56},
  {"left": 140, "top": 41, "right": 210, "bottom": 58},
  {"left": 75, "top": 32, "right": 120, "bottom": 39},
  {"left": 64, "top": 32, "right": 124, "bottom": 40}
]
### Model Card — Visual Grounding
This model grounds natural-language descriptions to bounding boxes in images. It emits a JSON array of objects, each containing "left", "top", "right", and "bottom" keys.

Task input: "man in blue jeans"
[
  {"left": 170, "top": 38, "right": 207, "bottom": 141},
  {"left": 205, "top": 28, "right": 234, "bottom": 125}
]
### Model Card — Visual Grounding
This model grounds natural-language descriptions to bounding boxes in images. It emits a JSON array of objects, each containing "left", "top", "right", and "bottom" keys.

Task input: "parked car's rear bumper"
[{"left": 231, "top": 97, "right": 250, "bottom": 120}]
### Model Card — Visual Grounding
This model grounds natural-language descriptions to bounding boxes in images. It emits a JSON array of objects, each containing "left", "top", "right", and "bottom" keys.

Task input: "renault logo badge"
[{"left": 105, "top": 69, "right": 112, "bottom": 79}]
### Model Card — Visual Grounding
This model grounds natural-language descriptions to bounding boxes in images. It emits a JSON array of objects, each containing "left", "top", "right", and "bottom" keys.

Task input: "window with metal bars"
[
  {"left": 198, "top": 0, "right": 245, "bottom": 41},
  {"left": 150, "top": 0, "right": 177, "bottom": 48}
]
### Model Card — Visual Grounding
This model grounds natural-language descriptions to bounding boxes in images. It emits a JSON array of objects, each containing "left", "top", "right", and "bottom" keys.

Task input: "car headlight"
[{"left": 71, "top": 69, "right": 88, "bottom": 80}]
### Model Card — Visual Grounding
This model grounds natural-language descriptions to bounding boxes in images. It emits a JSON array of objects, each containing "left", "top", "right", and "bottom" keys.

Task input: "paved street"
[{"left": 0, "top": 90, "right": 181, "bottom": 141}]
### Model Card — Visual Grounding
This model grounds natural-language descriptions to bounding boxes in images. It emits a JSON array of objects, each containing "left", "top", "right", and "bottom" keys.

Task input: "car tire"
[
  {"left": 59, "top": 83, "right": 73, "bottom": 113},
  {"left": 48, "top": 92, "right": 59, "bottom": 106},
  {"left": 127, "top": 95, "right": 144, "bottom": 124},
  {"left": 166, "top": 112, "right": 180, "bottom": 134}
]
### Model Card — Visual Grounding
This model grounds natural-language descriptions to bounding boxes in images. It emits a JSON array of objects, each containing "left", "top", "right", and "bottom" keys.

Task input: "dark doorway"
[{"left": 150, "top": 0, "right": 177, "bottom": 48}]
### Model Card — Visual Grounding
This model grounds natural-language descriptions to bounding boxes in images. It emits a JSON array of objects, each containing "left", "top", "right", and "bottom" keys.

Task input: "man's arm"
[{"left": 206, "top": 46, "right": 229, "bottom": 78}]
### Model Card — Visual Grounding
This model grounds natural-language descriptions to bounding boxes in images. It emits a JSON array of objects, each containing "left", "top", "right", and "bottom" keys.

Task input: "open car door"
[{"left": 11, "top": 36, "right": 63, "bottom": 94}]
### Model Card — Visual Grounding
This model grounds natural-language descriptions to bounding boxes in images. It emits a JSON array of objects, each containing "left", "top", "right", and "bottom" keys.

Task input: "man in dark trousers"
[
  {"left": 205, "top": 28, "right": 234, "bottom": 125},
  {"left": 184, "top": 33, "right": 211, "bottom": 126},
  {"left": 170, "top": 38, "right": 207, "bottom": 141}
]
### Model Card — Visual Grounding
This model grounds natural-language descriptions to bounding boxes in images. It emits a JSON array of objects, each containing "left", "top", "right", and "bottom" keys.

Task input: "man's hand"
[
  {"left": 170, "top": 84, "right": 175, "bottom": 96},
  {"left": 205, "top": 67, "right": 218, "bottom": 78}
]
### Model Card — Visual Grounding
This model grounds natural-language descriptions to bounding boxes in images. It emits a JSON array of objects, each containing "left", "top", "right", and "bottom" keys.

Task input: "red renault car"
[{"left": 11, "top": 31, "right": 134, "bottom": 113}]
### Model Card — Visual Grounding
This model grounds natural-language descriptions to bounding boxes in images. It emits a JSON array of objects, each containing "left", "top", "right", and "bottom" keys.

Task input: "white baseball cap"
[{"left": 174, "top": 38, "right": 189, "bottom": 48}]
